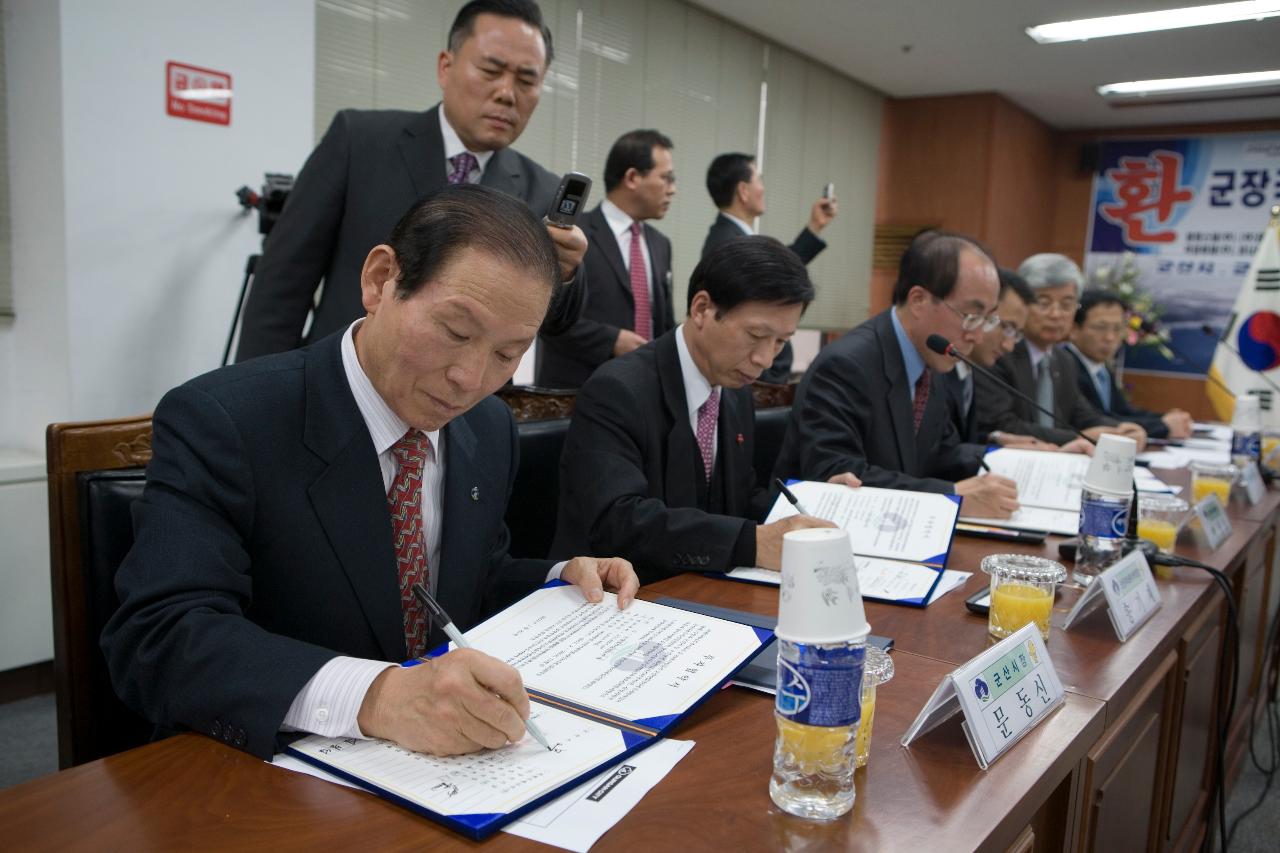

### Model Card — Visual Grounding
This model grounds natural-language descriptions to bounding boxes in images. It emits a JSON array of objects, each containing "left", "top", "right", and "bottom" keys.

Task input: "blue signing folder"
[{"left": 286, "top": 580, "right": 772, "bottom": 840}]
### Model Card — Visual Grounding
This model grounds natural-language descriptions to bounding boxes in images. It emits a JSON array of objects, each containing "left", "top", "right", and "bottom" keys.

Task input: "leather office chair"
[
  {"left": 497, "top": 386, "right": 576, "bottom": 560},
  {"left": 46, "top": 415, "right": 154, "bottom": 768},
  {"left": 751, "top": 381, "right": 796, "bottom": 491}
]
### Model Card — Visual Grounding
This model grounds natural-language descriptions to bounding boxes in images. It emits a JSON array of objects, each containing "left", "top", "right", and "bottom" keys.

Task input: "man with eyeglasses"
[
  {"left": 774, "top": 231, "right": 1020, "bottom": 519},
  {"left": 944, "top": 268, "right": 1083, "bottom": 452},
  {"left": 1065, "top": 290, "right": 1193, "bottom": 440},
  {"left": 975, "top": 253, "right": 1148, "bottom": 450}
]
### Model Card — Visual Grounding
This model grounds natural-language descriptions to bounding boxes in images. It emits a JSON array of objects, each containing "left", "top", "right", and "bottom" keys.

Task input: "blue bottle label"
[
  {"left": 1079, "top": 496, "right": 1129, "bottom": 539},
  {"left": 775, "top": 644, "right": 864, "bottom": 727},
  {"left": 1232, "top": 431, "right": 1260, "bottom": 459}
]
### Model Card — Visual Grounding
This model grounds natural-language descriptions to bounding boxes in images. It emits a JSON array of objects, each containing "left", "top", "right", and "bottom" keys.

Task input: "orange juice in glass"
[
  {"left": 1138, "top": 494, "right": 1190, "bottom": 577},
  {"left": 981, "top": 554, "right": 1067, "bottom": 642},
  {"left": 1189, "top": 461, "right": 1237, "bottom": 507},
  {"left": 853, "top": 647, "right": 894, "bottom": 769}
]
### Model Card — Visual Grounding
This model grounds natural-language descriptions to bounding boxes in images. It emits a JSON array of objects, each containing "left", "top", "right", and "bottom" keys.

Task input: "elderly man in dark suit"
[
  {"left": 103, "top": 186, "right": 637, "bottom": 762},
  {"left": 974, "top": 253, "right": 1147, "bottom": 450},
  {"left": 536, "top": 129, "right": 677, "bottom": 388},
  {"left": 235, "top": 0, "right": 587, "bottom": 362},
  {"left": 773, "top": 231, "right": 1019, "bottom": 518},
  {"left": 700, "top": 152, "right": 837, "bottom": 383},
  {"left": 551, "top": 237, "right": 858, "bottom": 583}
]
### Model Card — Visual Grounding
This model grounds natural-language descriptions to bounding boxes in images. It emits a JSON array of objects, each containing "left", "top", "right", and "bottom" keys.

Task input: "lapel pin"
[
  {"left": 470, "top": 486, "right": 480, "bottom": 501},
  {"left": 737, "top": 433, "right": 745, "bottom": 445}
]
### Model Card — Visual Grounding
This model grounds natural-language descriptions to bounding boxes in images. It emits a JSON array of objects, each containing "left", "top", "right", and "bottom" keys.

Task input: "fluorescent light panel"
[
  {"left": 1027, "top": 1, "right": 1280, "bottom": 43},
  {"left": 1097, "top": 69, "right": 1280, "bottom": 96}
]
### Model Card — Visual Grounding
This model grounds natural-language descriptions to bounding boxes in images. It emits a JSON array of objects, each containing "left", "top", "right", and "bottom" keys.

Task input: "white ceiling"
[{"left": 686, "top": 0, "right": 1280, "bottom": 129}]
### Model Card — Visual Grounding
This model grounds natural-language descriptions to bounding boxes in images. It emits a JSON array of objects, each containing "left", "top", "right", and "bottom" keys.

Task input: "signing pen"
[
  {"left": 774, "top": 477, "right": 816, "bottom": 517},
  {"left": 411, "top": 582, "right": 552, "bottom": 752}
]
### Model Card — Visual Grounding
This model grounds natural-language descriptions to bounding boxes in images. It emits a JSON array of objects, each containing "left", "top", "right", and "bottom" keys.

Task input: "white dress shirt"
[
  {"left": 722, "top": 211, "right": 755, "bottom": 236},
  {"left": 283, "top": 320, "right": 563, "bottom": 740},
  {"left": 600, "top": 198, "right": 654, "bottom": 302},
  {"left": 676, "top": 323, "right": 719, "bottom": 467},
  {"left": 438, "top": 106, "right": 495, "bottom": 183}
]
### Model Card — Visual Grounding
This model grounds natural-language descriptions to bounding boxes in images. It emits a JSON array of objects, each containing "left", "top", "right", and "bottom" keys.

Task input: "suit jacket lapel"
[
  {"left": 717, "top": 389, "right": 748, "bottom": 515},
  {"left": 398, "top": 106, "right": 448, "bottom": 201},
  {"left": 437, "top": 414, "right": 496, "bottom": 630},
  {"left": 876, "top": 312, "right": 917, "bottom": 473},
  {"left": 480, "top": 145, "right": 524, "bottom": 198},
  {"left": 657, "top": 335, "right": 699, "bottom": 508},
  {"left": 588, "top": 205, "right": 630, "bottom": 301},
  {"left": 644, "top": 225, "right": 670, "bottom": 330},
  {"left": 303, "top": 336, "right": 405, "bottom": 662}
]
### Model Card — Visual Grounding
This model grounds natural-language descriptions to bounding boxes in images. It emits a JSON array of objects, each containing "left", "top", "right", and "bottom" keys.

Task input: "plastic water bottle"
[
  {"left": 1231, "top": 394, "right": 1261, "bottom": 469},
  {"left": 770, "top": 528, "right": 868, "bottom": 820},
  {"left": 1074, "top": 434, "right": 1137, "bottom": 586}
]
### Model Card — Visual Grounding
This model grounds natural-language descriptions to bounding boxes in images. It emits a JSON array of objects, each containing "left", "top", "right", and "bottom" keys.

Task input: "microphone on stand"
[{"left": 924, "top": 334, "right": 1146, "bottom": 552}]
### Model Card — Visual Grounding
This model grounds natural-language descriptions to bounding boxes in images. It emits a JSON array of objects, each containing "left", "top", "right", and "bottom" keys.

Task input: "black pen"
[
  {"left": 411, "top": 582, "right": 552, "bottom": 751},
  {"left": 774, "top": 477, "right": 816, "bottom": 517},
  {"left": 979, "top": 457, "right": 992, "bottom": 473}
]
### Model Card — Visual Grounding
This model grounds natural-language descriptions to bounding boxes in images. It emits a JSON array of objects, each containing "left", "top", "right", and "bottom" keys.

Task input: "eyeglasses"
[
  {"left": 935, "top": 297, "right": 1001, "bottom": 332},
  {"left": 999, "top": 321, "right": 1024, "bottom": 343},
  {"left": 1031, "top": 297, "right": 1079, "bottom": 316},
  {"left": 1082, "top": 322, "right": 1125, "bottom": 336}
]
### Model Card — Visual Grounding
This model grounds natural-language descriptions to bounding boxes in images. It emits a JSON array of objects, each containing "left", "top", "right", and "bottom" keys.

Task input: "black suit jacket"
[
  {"left": 535, "top": 204, "right": 674, "bottom": 388},
  {"left": 772, "top": 310, "right": 977, "bottom": 493},
  {"left": 974, "top": 342, "right": 1116, "bottom": 444},
  {"left": 1065, "top": 345, "right": 1169, "bottom": 438},
  {"left": 550, "top": 330, "right": 771, "bottom": 584},
  {"left": 701, "top": 213, "right": 827, "bottom": 384},
  {"left": 102, "top": 332, "right": 552, "bottom": 760},
  {"left": 235, "top": 106, "right": 585, "bottom": 361}
]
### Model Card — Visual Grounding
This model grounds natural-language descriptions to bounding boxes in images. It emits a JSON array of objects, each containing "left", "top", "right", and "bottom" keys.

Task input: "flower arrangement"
[{"left": 1088, "top": 251, "right": 1174, "bottom": 360}]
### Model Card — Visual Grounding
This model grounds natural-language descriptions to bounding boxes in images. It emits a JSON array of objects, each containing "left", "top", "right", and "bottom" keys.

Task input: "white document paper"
[
  {"left": 961, "top": 505, "right": 1080, "bottom": 537},
  {"left": 505, "top": 739, "right": 695, "bottom": 853},
  {"left": 767, "top": 482, "right": 959, "bottom": 565},
  {"left": 976, "top": 448, "right": 1090, "bottom": 510},
  {"left": 459, "top": 586, "right": 764, "bottom": 722},
  {"left": 727, "top": 564, "right": 971, "bottom": 605}
]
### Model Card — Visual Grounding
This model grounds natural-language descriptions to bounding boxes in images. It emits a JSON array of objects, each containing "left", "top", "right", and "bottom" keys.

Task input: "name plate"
[
  {"left": 1240, "top": 462, "right": 1266, "bottom": 505},
  {"left": 900, "top": 623, "right": 1065, "bottom": 770},
  {"left": 1063, "top": 550, "right": 1162, "bottom": 641},
  {"left": 1192, "top": 493, "right": 1233, "bottom": 551}
]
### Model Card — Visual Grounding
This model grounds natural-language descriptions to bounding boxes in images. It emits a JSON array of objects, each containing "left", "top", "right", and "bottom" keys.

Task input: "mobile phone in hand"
[{"left": 544, "top": 172, "right": 592, "bottom": 229}]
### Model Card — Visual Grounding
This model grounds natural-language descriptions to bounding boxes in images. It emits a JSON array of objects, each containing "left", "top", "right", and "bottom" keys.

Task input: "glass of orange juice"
[
  {"left": 854, "top": 646, "right": 894, "bottom": 769},
  {"left": 981, "top": 554, "right": 1066, "bottom": 642},
  {"left": 1138, "top": 494, "right": 1190, "bottom": 578},
  {"left": 1263, "top": 429, "right": 1280, "bottom": 475},
  {"left": 1189, "top": 461, "right": 1237, "bottom": 506}
]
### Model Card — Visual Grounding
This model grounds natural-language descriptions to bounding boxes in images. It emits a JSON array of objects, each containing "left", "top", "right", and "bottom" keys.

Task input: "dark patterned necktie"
[
  {"left": 912, "top": 369, "right": 931, "bottom": 433},
  {"left": 696, "top": 389, "right": 721, "bottom": 482},
  {"left": 629, "top": 222, "right": 652, "bottom": 340},
  {"left": 388, "top": 430, "right": 431, "bottom": 657},
  {"left": 447, "top": 152, "right": 478, "bottom": 185}
]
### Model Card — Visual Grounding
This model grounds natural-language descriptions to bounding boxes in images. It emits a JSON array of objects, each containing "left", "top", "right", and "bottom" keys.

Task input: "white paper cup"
[
  {"left": 777, "top": 528, "right": 870, "bottom": 644},
  {"left": 1233, "top": 395, "right": 1261, "bottom": 432},
  {"left": 1082, "top": 433, "right": 1137, "bottom": 498}
]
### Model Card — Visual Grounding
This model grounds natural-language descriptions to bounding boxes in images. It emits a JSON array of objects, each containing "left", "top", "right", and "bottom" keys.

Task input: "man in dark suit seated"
[
  {"left": 1066, "top": 290, "right": 1193, "bottom": 440},
  {"left": 772, "top": 231, "right": 1019, "bottom": 519},
  {"left": 700, "top": 152, "right": 838, "bottom": 383},
  {"left": 944, "top": 267, "right": 1077, "bottom": 453},
  {"left": 974, "top": 253, "right": 1147, "bottom": 450},
  {"left": 551, "top": 237, "right": 859, "bottom": 584},
  {"left": 235, "top": 0, "right": 588, "bottom": 362},
  {"left": 103, "top": 186, "right": 637, "bottom": 762},
  {"left": 536, "top": 129, "right": 677, "bottom": 388}
]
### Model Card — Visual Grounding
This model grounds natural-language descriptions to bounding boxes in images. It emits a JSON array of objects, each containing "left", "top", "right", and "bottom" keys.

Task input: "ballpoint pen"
[
  {"left": 411, "top": 582, "right": 553, "bottom": 751},
  {"left": 774, "top": 477, "right": 816, "bottom": 517}
]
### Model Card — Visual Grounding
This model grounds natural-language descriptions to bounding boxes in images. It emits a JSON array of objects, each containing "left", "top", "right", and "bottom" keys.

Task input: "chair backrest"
[
  {"left": 46, "top": 415, "right": 154, "bottom": 768},
  {"left": 753, "top": 407, "right": 792, "bottom": 490}
]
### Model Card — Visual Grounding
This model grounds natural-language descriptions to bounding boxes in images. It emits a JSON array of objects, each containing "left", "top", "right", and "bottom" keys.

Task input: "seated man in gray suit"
[
  {"left": 537, "top": 129, "right": 677, "bottom": 388},
  {"left": 235, "top": 0, "right": 588, "bottom": 361},
  {"left": 701, "top": 152, "right": 838, "bottom": 383},
  {"left": 773, "top": 231, "right": 1019, "bottom": 519},
  {"left": 104, "top": 186, "right": 637, "bottom": 761},
  {"left": 552, "top": 237, "right": 859, "bottom": 584},
  {"left": 974, "top": 253, "right": 1147, "bottom": 450}
]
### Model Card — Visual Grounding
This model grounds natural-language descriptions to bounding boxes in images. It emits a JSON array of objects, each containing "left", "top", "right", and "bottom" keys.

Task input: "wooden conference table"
[{"left": 3, "top": 476, "right": 1278, "bottom": 852}]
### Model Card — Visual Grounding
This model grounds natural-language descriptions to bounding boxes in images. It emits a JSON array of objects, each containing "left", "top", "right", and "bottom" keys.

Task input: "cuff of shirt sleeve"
[
  {"left": 281, "top": 656, "right": 397, "bottom": 739},
  {"left": 547, "top": 561, "right": 568, "bottom": 582}
]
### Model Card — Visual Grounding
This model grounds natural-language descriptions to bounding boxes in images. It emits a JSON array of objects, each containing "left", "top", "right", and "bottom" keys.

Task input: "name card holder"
[
  {"left": 1240, "top": 462, "right": 1266, "bottom": 505},
  {"left": 901, "top": 623, "right": 1065, "bottom": 770},
  {"left": 1191, "top": 493, "right": 1233, "bottom": 551},
  {"left": 1062, "top": 551, "right": 1162, "bottom": 642}
]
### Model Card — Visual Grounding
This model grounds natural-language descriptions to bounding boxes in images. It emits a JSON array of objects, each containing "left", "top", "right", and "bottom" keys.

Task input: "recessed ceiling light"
[
  {"left": 1027, "top": 1, "right": 1280, "bottom": 44},
  {"left": 1097, "top": 69, "right": 1280, "bottom": 97}
]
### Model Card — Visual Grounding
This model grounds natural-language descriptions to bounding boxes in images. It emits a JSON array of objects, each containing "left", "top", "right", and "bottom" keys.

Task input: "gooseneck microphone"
[{"left": 1200, "top": 323, "right": 1280, "bottom": 399}]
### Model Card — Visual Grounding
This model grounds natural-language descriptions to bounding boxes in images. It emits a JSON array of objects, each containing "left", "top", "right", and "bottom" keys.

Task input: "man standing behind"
[
  {"left": 701, "top": 153, "right": 838, "bottom": 383},
  {"left": 235, "top": 0, "right": 588, "bottom": 362},
  {"left": 552, "top": 237, "right": 859, "bottom": 584},
  {"left": 104, "top": 186, "right": 636, "bottom": 761},
  {"left": 536, "top": 129, "right": 677, "bottom": 388},
  {"left": 1066, "top": 290, "right": 1193, "bottom": 440},
  {"left": 974, "top": 253, "right": 1148, "bottom": 449},
  {"left": 773, "top": 231, "right": 1019, "bottom": 518}
]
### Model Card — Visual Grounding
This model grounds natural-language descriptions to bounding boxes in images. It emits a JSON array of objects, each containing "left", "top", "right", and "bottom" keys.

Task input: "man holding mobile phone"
[
  {"left": 235, "top": 0, "right": 588, "bottom": 362},
  {"left": 537, "top": 130, "right": 677, "bottom": 388}
]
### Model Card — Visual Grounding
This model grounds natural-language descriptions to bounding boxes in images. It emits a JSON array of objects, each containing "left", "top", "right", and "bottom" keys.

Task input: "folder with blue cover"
[{"left": 286, "top": 581, "right": 771, "bottom": 840}]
